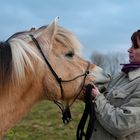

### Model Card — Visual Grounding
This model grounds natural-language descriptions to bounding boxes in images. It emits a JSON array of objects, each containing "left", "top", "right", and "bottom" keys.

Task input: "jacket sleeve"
[{"left": 94, "top": 92, "right": 140, "bottom": 138}]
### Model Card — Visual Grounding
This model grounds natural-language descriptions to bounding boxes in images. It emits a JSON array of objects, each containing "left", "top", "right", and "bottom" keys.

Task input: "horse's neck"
[{"left": 0, "top": 82, "right": 44, "bottom": 137}]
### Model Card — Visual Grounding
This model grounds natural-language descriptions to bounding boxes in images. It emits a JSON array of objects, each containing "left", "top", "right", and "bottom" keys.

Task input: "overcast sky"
[{"left": 0, "top": 0, "right": 140, "bottom": 60}]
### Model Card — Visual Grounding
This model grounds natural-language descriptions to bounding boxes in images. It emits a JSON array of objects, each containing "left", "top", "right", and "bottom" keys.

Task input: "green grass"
[{"left": 3, "top": 100, "right": 85, "bottom": 140}]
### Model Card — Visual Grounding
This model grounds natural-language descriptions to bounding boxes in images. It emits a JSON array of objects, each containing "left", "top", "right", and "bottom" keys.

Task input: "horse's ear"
[
  {"left": 34, "top": 17, "right": 59, "bottom": 43},
  {"left": 46, "top": 17, "right": 59, "bottom": 43}
]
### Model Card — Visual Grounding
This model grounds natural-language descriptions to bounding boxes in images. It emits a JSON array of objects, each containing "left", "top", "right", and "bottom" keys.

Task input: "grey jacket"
[{"left": 91, "top": 68, "right": 140, "bottom": 140}]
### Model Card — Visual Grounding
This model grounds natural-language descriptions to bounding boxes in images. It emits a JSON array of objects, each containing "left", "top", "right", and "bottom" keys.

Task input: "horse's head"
[{"left": 5, "top": 18, "right": 110, "bottom": 103}]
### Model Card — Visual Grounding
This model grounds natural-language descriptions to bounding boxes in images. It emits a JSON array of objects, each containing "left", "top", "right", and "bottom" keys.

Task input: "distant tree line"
[{"left": 91, "top": 51, "right": 128, "bottom": 75}]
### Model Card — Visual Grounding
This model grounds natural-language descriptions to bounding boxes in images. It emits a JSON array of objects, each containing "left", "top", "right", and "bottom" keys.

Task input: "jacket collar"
[{"left": 128, "top": 68, "right": 140, "bottom": 80}]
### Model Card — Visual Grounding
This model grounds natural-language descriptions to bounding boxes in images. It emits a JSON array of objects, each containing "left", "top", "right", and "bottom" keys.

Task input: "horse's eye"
[{"left": 65, "top": 51, "right": 74, "bottom": 58}]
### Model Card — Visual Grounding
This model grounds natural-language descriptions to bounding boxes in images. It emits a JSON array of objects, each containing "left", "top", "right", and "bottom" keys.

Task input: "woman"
[{"left": 91, "top": 30, "right": 140, "bottom": 140}]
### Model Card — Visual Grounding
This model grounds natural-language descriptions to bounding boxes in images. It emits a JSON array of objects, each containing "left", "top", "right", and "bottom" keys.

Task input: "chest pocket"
[
  {"left": 113, "top": 89, "right": 129, "bottom": 98},
  {"left": 109, "top": 89, "right": 130, "bottom": 107}
]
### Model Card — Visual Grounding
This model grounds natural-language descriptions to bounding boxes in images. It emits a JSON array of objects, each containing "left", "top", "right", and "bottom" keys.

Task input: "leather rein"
[{"left": 30, "top": 34, "right": 90, "bottom": 124}]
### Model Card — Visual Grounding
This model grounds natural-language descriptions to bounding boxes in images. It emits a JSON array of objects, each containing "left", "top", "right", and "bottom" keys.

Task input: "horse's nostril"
[{"left": 86, "top": 71, "right": 90, "bottom": 75}]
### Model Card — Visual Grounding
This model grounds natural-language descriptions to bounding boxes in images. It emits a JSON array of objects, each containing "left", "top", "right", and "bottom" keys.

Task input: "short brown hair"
[{"left": 131, "top": 30, "right": 140, "bottom": 47}]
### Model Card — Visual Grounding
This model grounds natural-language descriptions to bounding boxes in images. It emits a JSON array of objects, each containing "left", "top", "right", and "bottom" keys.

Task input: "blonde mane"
[{"left": 8, "top": 39, "right": 40, "bottom": 86}]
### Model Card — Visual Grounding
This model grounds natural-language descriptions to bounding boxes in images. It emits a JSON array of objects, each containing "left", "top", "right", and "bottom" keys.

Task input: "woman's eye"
[{"left": 65, "top": 52, "right": 74, "bottom": 58}]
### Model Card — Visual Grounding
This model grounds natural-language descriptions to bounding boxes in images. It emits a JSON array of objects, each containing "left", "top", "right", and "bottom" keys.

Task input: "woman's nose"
[{"left": 128, "top": 46, "right": 133, "bottom": 53}]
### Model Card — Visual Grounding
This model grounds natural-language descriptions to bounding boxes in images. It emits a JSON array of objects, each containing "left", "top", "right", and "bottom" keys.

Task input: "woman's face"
[{"left": 128, "top": 36, "right": 140, "bottom": 63}]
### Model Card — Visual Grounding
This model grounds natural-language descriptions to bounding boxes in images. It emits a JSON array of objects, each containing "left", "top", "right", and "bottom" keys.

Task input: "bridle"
[{"left": 30, "top": 34, "right": 90, "bottom": 124}]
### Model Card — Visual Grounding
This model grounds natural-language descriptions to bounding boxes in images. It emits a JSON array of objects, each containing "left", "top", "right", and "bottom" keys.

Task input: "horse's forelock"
[
  {"left": 55, "top": 26, "right": 82, "bottom": 55},
  {"left": 36, "top": 24, "right": 82, "bottom": 55}
]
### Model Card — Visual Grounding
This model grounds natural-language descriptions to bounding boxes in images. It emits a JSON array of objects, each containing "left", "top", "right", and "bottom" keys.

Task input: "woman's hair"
[{"left": 131, "top": 30, "right": 140, "bottom": 47}]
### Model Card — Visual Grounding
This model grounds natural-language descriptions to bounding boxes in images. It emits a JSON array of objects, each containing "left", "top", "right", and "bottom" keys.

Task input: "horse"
[{"left": 0, "top": 18, "right": 110, "bottom": 138}]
